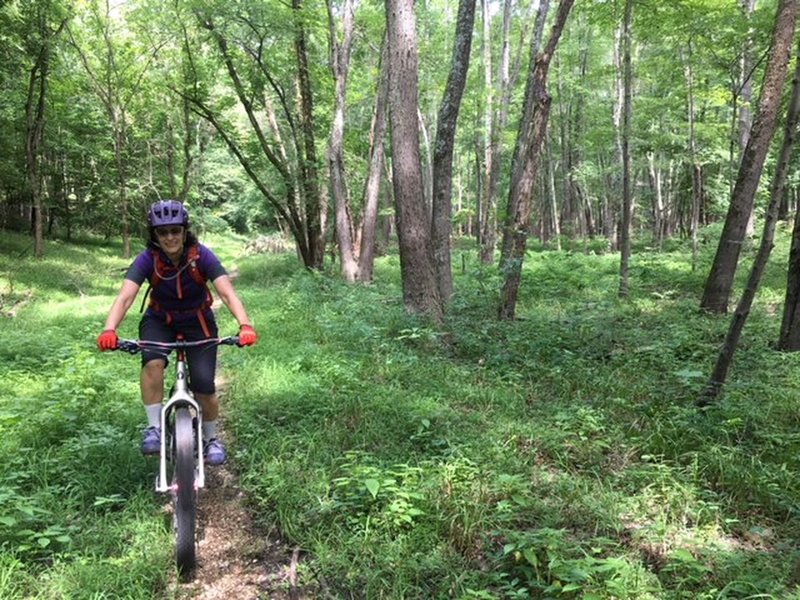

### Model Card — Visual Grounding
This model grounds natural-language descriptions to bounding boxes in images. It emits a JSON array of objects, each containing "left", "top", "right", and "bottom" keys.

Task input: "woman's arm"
[
  {"left": 211, "top": 275, "right": 252, "bottom": 327},
  {"left": 103, "top": 279, "right": 142, "bottom": 330}
]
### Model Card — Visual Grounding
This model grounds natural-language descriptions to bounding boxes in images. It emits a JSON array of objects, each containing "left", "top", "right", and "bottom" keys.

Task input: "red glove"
[
  {"left": 97, "top": 329, "right": 118, "bottom": 351},
  {"left": 238, "top": 324, "right": 257, "bottom": 346}
]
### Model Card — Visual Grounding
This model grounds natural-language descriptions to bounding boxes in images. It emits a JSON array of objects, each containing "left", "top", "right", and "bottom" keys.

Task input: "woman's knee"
[{"left": 141, "top": 359, "right": 166, "bottom": 381}]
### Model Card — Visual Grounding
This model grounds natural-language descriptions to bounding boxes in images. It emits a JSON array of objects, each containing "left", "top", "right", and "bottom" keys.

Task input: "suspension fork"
[{"left": 156, "top": 344, "right": 205, "bottom": 492}]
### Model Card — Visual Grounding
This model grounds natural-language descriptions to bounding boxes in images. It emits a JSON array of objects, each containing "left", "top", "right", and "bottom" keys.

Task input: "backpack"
[{"left": 139, "top": 245, "right": 213, "bottom": 319}]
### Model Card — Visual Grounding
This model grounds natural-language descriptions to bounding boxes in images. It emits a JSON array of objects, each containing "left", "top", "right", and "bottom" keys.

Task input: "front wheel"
[{"left": 173, "top": 406, "right": 197, "bottom": 579}]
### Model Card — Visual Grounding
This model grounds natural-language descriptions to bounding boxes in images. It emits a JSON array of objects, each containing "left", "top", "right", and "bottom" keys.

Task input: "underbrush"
[
  {"left": 4, "top": 227, "right": 800, "bottom": 598},
  {"left": 228, "top": 230, "right": 800, "bottom": 599}
]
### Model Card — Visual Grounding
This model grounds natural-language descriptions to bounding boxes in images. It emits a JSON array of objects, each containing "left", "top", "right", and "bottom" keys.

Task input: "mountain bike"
[{"left": 114, "top": 335, "right": 241, "bottom": 579}]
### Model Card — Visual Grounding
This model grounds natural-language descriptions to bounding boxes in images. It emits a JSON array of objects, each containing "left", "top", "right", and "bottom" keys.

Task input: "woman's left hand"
[{"left": 239, "top": 324, "right": 257, "bottom": 346}]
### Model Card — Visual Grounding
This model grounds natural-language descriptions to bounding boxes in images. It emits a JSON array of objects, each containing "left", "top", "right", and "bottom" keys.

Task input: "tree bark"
[
  {"left": 618, "top": 0, "right": 633, "bottom": 298},
  {"left": 385, "top": 0, "right": 443, "bottom": 323},
  {"left": 327, "top": 0, "right": 359, "bottom": 282},
  {"left": 293, "top": 0, "right": 326, "bottom": 269},
  {"left": 700, "top": 0, "right": 798, "bottom": 313},
  {"left": 499, "top": 0, "right": 551, "bottom": 266},
  {"left": 703, "top": 39, "right": 800, "bottom": 403},
  {"left": 431, "top": 0, "right": 476, "bottom": 303},
  {"left": 357, "top": 41, "right": 390, "bottom": 283},
  {"left": 498, "top": 0, "right": 575, "bottom": 320}
]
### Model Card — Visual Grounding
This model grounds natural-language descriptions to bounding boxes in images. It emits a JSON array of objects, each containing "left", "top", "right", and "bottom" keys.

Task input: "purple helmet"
[{"left": 148, "top": 200, "right": 189, "bottom": 228}]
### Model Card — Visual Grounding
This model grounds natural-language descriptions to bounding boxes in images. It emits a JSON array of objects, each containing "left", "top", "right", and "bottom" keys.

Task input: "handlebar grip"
[{"left": 115, "top": 340, "right": 142, "bottom": 354}]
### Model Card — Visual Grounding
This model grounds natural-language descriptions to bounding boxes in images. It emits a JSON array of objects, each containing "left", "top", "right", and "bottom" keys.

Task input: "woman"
[{"left": 97, "top": 199, "right": 257, "bottom": 465}]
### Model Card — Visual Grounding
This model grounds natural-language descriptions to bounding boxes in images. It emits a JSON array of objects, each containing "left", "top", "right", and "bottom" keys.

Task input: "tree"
[
  {"left": 385, "top": 0, "right": 443, "bottom": 322},
  {"left": 430, "top": 0, "right": 476, "bottom": 303},
  {"left": 184, "top": 0, "right": 328, "bottom": 269},
  {"left": 700, "top": 0, "right": 798, "bottom": 314},
  {"left": 357, "top": 39, "right": 390, "bottom": 283},
  {"left": 498, "top": 0, "right": 575, "bottom": 320},
  {"left": 617, "top": 0, "right": 633, "bottom": 298},
  {"left": 23, "top": 0, "right": 68, "bottom": 258},
  {"left": 68, "top": 0, "right": 161, "bottom": 258},
  {"left": 703, "top": 39, "right": 800, "bottom": 403},
  {"left": 327, "top": 0, "right": 359, "bottom": 282}
]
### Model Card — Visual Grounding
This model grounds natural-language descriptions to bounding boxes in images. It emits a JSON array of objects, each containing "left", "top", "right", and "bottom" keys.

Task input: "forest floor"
[
  {"left": 170, "top": 276, "right": 316, "bottom": 599},
  {"left": 169, "top": 382, "right": 316, "bottom": 600}
]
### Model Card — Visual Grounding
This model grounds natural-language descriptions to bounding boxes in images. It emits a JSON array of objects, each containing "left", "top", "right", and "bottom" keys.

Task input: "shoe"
[
  {"left": 204, "top": 438, "right": 226, "bottom": 466},
  {"left": 141, "top": 426, "right": 161, "bottom": 455}
]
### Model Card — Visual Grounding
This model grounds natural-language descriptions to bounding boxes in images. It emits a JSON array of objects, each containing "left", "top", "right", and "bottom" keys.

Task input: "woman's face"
[{"left": 154, "top": 225, "right": 185, "bottom": 256}]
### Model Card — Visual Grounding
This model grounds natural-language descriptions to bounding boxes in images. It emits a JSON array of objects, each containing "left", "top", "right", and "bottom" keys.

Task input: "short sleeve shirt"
[{"left": 125, "top": 243, "right": 226, "bottom": 317}]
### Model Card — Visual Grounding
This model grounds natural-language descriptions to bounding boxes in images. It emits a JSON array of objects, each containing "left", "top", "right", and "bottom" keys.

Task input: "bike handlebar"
[{"left": 115, "top": 336, "right": 242, "bottom": 354}]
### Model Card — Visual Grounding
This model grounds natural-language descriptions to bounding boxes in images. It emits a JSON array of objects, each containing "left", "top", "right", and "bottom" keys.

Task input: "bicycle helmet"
[{"left": 148, "top": 200, "right": 189, "bottom": 228}]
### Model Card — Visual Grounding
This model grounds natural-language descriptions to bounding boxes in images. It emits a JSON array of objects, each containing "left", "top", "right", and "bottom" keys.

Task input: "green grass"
[{"left": 3, "top": 227, "right": 800, "bottom": 598}]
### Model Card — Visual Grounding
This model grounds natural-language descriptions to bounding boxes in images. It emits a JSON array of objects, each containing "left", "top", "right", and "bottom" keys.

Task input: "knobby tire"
[{"left": 173, "top": 407, "right": 197, "bottom": 579}]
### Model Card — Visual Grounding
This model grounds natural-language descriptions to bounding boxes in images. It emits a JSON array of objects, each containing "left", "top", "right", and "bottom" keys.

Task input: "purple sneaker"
[
  {"left": 140, "top": 426, "right": 161, "bottom": 455},
  {"left": 204, "top": 439, "right": 226, "bottom": 466}
]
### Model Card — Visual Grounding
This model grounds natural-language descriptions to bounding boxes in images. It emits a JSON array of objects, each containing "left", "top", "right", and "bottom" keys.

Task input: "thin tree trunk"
[
  {"left": 618, "top": 0, "right": 633, "bottom": 298},
  {"left": 498, "top": 0, "right": 575, "bottom": 320},
  {"left": 294, "top": 0, "right": 326, "bottom": 269},
  {"left": 431, "top": 0, "right": 476, "bottom": 302},
  {"left": 386, "top": 0, "right": 443, "bottom": 322},
  {"left": 703, "top": 40, "right": 800, "bottom": 403},
  {"left": 358, "top": 41, "right": 390, "bottom": 283},
  {"left": 700, "top": 0, "right": 798, "bottom": 313},
  {"left": 741, "top": 0, "right": 757, "bottom": 236},
  {"left": 498, "top": 0, "right": 552, "bottom": 266},
  {"left": 479, "top": 0, "right": 494, "bottom": 264},
  {"left": 684, "top": 39, "right": 701, "bottom": 271},
  {"left": 327, "top": 0, "right": 358, "bottom": 281}
]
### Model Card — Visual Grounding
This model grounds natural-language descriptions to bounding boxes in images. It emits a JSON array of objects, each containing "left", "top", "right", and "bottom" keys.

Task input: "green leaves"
[{"left": 327, "top": 453, "right": 427, "bottom": 532}]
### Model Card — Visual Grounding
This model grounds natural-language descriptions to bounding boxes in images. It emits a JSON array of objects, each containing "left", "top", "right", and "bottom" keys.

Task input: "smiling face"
[{"left": 154, "top": 226, "right": 185, "bottom": 259}]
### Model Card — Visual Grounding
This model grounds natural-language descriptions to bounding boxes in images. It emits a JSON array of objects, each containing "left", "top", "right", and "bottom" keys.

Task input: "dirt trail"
[
  {"left": 170, "top": 452, "right": 310, "bottom": 599},
  {"left": 170, "top": 270, "right": 316, "bottom": 599}
]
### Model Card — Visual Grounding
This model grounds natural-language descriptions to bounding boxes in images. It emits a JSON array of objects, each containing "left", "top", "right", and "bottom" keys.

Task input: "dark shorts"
[{"left": 138, "top": 312, "right": 219, "bottom": 395}]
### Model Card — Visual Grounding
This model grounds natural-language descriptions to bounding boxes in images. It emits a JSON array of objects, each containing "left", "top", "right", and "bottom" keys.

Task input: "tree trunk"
[
  {"left": 358, "top": 41, "right": 390, "bottom": 283},
  {"left": 385, "top": 0, "right": 443, "bottom": 323},
  {"left": 499, "top": 0, "right": 552, "bottom": 266},
  {"left": 479, "top": 0, "right": 494, "bottom": 264},
  {"left": 498, "top": 0, "right": 575, "bottom": 320},
  {"left": 431, "top": 0, "right": 476, "bottom": 303},
  {"left": 704, "top": 40, "right": 800, "bottom": 402},
  {"left": 327, "top": 0, "right": 359, "bottom": 282},
  {"left": 26, "top": 53, "right": 47, "bottom": 259},
  {"left": 740, "top": 0, "right": 757, "bottom": 237},
  {"left": 294, "top": 0, "right": 326, "bottom": 269},
  {"left": 684, "top": 39, "right": 702, "bottom": 271},
  {"left": 700, "top": 0, "right": 798, "bottom": 313},
  {"left": 618, "top": 0, "right": 633, "bottom": 298},
  {"left": 26, "top": 15, "right": 67, "bottom": 258},
  {"left": 779, "top": 49, "right": 800, "bottom": 351}
]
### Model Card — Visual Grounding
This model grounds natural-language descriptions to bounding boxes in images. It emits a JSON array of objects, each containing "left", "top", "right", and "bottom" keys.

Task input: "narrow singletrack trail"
[
  {"left": 170, "top": 440, "right": 311, "bottom": 599},
  {"left": 169, "top": 269, "right": 317, "bottom": 599}
]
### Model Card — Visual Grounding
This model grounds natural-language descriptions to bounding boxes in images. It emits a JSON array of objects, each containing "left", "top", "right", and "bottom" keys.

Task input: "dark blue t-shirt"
[{"left": 125, "top": 243, "right": 226, "bottom": 319}]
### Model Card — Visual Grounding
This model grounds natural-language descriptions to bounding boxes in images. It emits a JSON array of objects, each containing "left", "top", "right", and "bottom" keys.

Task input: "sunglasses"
[{"left": 155, "top": 226, "right": 184, "bottom": 237}]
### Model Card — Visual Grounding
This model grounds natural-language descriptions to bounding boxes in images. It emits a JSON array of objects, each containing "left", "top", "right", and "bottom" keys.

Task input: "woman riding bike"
[{"left": 96, "top": 199, "right": 257, "bottom": 465}]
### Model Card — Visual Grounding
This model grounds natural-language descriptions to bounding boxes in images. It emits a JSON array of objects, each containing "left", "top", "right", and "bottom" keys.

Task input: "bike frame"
[
  {"left": 114, "top": 334, "right": 240, "bottom": 579},
  {"left": 115, "top": 336, "right": 240, "bottom": 494},
  {"left": 157, "top": 346, "right": 205, "bottom": 493}
]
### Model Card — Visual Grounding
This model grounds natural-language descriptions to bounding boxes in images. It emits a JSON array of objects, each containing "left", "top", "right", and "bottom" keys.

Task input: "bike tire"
[{"left": 173, "top": 407, "right": 197, "bottom": 579}]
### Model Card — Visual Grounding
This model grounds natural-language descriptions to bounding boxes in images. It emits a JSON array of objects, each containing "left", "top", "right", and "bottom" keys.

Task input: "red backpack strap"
[
  {"left": 139, "top": 250, "right": 163, "bottom": 313},
  {"left": 150, "top": 248, "right": 167, "bottom": 287},
  {"left": 186, "top": 244, "right": 214, "bottom": 312},
  {"left": 186, "top": 245, "right": 207, "bottom": 286}
]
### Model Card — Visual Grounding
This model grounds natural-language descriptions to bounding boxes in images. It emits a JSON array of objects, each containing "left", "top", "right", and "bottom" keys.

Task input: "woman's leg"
[{"left": 138, "top": 316, "right": 174, "bottom": 454}]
